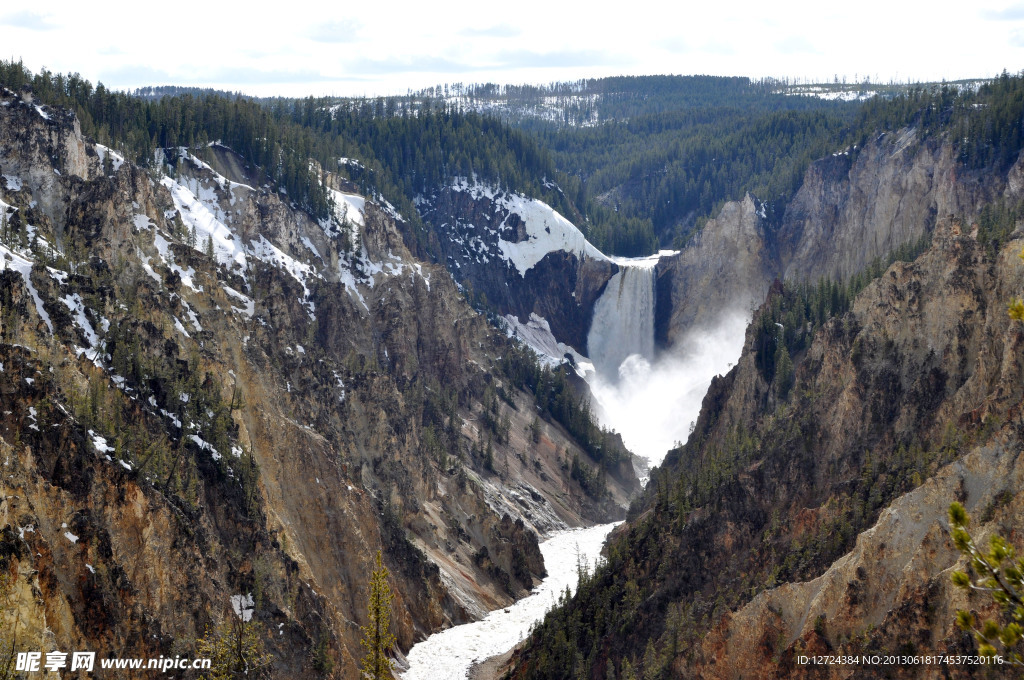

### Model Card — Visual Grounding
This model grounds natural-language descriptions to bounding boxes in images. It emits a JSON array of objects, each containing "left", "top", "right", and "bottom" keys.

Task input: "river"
[{"left": 401, "top": 522, "right": 619, "bottom": 680}]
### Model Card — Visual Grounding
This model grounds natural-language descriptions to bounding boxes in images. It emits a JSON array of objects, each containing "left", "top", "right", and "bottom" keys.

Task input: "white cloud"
[
  {"left": 1, "top": 11, "right": 57, "bottom": 31},
  {"left": 4, "top": 0, "right": 1023, "bottom": 96},
  {"left": 309, "top": 19, "right": 362, "bottom": 43}
]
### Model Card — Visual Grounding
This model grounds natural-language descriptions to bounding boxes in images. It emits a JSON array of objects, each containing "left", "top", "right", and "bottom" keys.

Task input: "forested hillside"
[
  {"left": 0, "top": 64, "right": 866, "bottom": 257},
  {"left": 8, "top": 62, "right": 1021, "bottom": 262}
]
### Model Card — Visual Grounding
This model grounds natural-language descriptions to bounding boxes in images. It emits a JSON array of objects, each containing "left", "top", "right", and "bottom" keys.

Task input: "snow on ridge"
[
  {"left": 338, "top": 262, "right": 368, "bottom": 310},
  {"left": 449, "top": 178, "right": 606, "bottom": 277},
  {"left": 250, "top": 235, "right": 316, "bottom": 296},
  {"left": 60, "top": 293, "right": 101, "bottom": 358},
  {"left": 222, "top": 285, "right": 255, "bottom": 318},
  {"left": 503, "top": 313, "right": 585, "bottom": 369},
  {"left": 161, "top": 170, "right": 323, "bottom": 315},
  {"left": 152, "top": 231, "right": 203, "bottom": 292},
  {"left": 180, "top": 148, "right": 256, "bottom": 194},
  {"left": 161, "top": 175, "right": 248, "bottom": 272},
  {"left": 173, "top": 317, "right": 191, "bottom": 338},
  {"left": 1, "top": 243, "right": 52, "bottom": 333},
  {"left": 94, "top": 144, "right": 125, "bottom": 173},
  {"left": 330, "top": 190, "right": 366, "bottom": 229},
  {"left": 160, "top": 161, "right": 418, "bottom": 319}
]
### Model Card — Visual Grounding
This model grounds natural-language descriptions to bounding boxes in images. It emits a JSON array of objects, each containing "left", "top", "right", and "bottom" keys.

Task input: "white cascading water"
[
  {"left": 585, "top": 256, "right": 748, "bottom": 470},
  {"left": 586, "top": 261, "right": 657, "bottom": 380}
]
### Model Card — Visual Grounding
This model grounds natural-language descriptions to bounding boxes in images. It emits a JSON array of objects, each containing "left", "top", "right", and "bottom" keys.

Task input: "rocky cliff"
[
  {"left": 655, "top": 127, "right": 1014, "bottom": 348},
  {"left": 674, "top": 216, "right": 1024, "bottom": 678},
  {"left": 506, "top": 139, "right": 1024, "bottom": 678},
  {"left": 655, "top": 194, "right": 773, "bottom": 347},
  {"left": 0, "top": 90, "right": 638, "bottom": 678}
]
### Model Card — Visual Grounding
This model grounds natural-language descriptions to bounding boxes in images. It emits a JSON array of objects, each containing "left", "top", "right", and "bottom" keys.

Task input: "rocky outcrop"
[
  {"left": 654, "top": 128, "right": 1019, "bottom": 348},
  {"left": 776, "top": 129, "right": 994, "bottom": 282},
  {"left": 697, "top": 433, "right": 1023, "bottom": 680},
  {"left": 655, "top": 194, "right": 774, "bottom": 346}
]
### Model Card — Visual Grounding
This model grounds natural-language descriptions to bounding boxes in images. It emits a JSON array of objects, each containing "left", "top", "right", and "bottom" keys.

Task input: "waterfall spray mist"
[{"left": 583, "top": 255, "right": 748, "bottom": 468}]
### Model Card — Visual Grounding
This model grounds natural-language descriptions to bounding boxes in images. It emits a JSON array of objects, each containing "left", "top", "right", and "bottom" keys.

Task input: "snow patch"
[
  {"left": 60, "top": 293, "right": 101, "bottom": 360},
  {"left": 503, "top": 313, "right": 590, "bottom": 373},
  {"left": 330, "top": 190, "right": 366, "bottom": 229},
  {"left": 222, "top": 285, "right": 255, "bottom": 318},
  {"left": 173, "top": 317, "right": 191, "bottom": 338},
  {"left": 153, "top": 229, "right": 203, "bottom": 292},
  {"left": 89, "top": 431, "right": 114, "bottom": 454},
  {"left": 133, "top": 213, "right": 154, "bottom": 232},
  {"left": 161, "top": 175, "right": 247, "bottom": 271},
  {"left": 95, "top": 144, "right": 125, "bottom": 173},
  {"left": 450, "top": 179, "right": 606, "bottom": 276},
  {"left": 231, "top": 593, "right": 255, "bottom": 622},
  {"left": 0, "top": 243, "right": 52, "bottom": 333}
]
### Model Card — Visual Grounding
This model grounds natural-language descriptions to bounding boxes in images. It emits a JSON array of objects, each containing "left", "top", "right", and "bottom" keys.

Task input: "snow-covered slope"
[
  {"left": 447, "top": 179, "right": 606, "bottom": 275},
  {"left": 418, "top": 178, "right": 616, "bottom": 356}
]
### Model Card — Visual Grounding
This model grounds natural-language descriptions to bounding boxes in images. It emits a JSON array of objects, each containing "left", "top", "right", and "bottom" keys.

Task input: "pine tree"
[
  {"left": 360, "top": 550, "right": 396, "bottom": 679},
  {"left": 196, "top": 595, "right": 273, "bottom": 679},
  {"left": 948, "top": 503, "right": 1023, "bottom": 664}
]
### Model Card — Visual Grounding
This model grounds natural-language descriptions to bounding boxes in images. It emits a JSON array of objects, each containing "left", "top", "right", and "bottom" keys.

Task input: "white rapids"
[{"left": 401, "top": 522, "right": 618, "bottom": 680}]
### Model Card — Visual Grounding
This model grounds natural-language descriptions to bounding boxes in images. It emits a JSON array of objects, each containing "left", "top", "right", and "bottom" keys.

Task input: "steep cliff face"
[
  {"left": 507, "top": 212, "right": 1024, "bottom": 678},
  {"left": 0, "top": 91, "right": 638, "bottom": 678},
  {"left": 671, "top": 218, "right": 1024, "bottom": 678},
  {"left": 697, "top": 433, "right": 1022, "bottom": 680},
  {"left": 776, "top": 129, "right": 994, "bottom": 282},
  {"left": 655, "top": 195, "right": 774, "bottom": 347},
  {"left": 655, "top": 128, "right": 1018, "bottom": 347}
]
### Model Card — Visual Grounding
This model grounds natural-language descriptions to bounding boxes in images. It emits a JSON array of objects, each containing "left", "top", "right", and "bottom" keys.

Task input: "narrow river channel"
[{"left": 401, "top": 522, "right": 619, "bottom": 680}]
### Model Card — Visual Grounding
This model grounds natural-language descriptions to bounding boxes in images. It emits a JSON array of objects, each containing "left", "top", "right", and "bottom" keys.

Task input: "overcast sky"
[{"left": 3, "top": 0, "right": 1022, "bottom": 97}]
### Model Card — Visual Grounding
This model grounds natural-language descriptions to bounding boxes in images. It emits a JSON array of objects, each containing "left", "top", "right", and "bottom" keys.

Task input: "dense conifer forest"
[{"left": 5, "top": 61, "right": 1022, "bottom": 258}]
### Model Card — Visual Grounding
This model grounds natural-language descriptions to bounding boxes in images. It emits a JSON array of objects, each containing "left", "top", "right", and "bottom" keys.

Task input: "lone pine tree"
[
  {"left": 360, "top": 550, "right": 396, "bottom": 679},
  {"left": 948, "top": 502, "right": 1023, "bottom": 665}
]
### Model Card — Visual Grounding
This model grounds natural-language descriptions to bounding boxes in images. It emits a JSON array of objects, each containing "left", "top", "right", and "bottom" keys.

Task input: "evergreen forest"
[{"left": 4, "top": 62, "right": 1024, "bottom": 257}]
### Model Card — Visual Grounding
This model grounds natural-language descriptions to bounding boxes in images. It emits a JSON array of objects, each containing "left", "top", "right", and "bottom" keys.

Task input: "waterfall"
[
  {"left": 584, "top": 253, "right": 748, "bottom": 470},
  {"left": 587, "top": 261, "right": 657, "bottom": 380}
]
